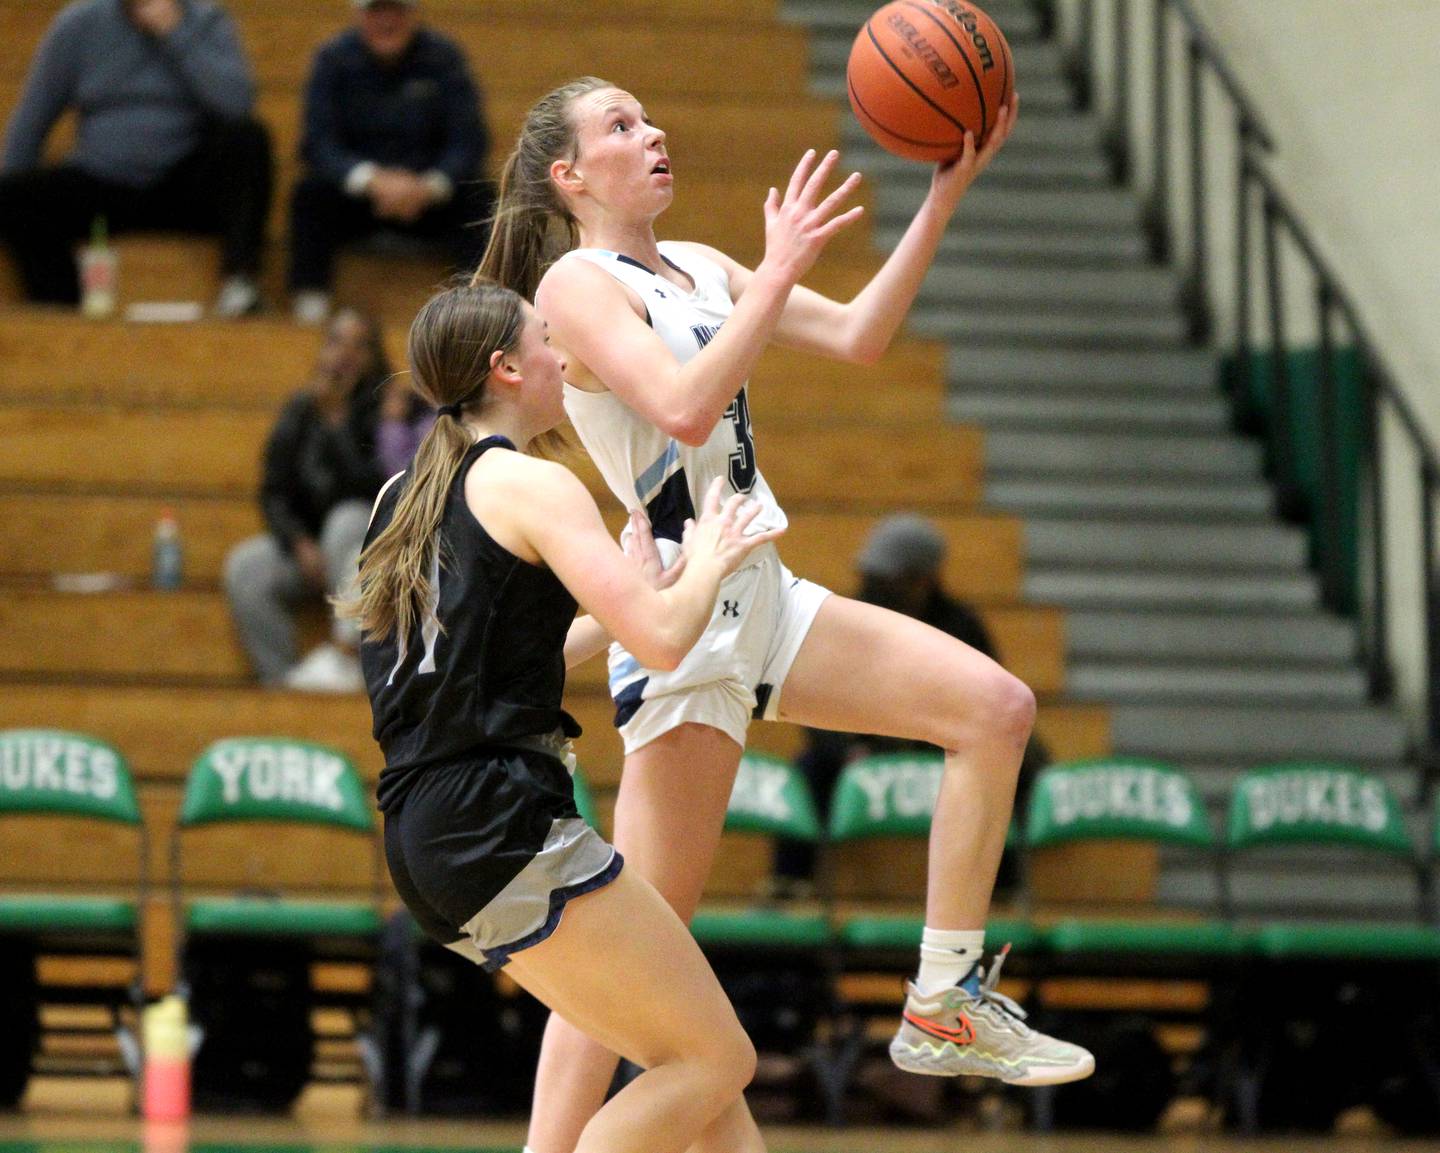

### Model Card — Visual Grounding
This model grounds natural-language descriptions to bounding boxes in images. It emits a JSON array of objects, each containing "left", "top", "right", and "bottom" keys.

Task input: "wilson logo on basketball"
[
  {"left": 885, "top": 12, "right": 962, "bottom": 90},
  {"left": 930, "top": 0, "right": 998, "bottom": 71}
]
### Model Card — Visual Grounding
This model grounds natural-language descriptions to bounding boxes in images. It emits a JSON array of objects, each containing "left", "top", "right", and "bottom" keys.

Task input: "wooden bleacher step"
[
  {"left": 0, "top": 499, "right": 1023, "bottom": 602},
  {"left": 0, "top": 314, "right": 945, "bottom": 422},
  {"left": 0, "top": 589, "right": 1068, "bottom": 695},
  {"left": 0, "top": 407, "right": 985, "bottom": 506}
]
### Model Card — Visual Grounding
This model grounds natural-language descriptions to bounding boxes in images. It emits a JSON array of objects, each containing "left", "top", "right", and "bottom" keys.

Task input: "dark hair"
[
  {"left": 338, "top": 282, "right": 524, "bottom": 641},
  {"left": 474, "top": 76, "right": 614, "bottom": 301}
]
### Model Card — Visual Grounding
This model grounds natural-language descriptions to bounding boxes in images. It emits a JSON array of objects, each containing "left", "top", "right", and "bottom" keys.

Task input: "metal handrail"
[{"left": 1062, "top": 0, "right": 1440, "bottom": 764}]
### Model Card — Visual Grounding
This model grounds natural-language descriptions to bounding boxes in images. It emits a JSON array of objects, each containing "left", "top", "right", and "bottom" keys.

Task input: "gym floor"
[{"left": 2, "top": 1080, "right": 1433, "bottom": 1153}]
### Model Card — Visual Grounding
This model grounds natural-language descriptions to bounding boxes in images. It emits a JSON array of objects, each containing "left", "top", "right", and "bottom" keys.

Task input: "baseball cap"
[{"left": 854, "top": 514, "right": 947, "bottom": 579}]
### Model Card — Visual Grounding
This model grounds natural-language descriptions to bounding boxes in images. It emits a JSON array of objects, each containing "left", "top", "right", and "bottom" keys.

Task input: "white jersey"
[{"left": 560, "top": 243, "right": 788, "bottom": 550}]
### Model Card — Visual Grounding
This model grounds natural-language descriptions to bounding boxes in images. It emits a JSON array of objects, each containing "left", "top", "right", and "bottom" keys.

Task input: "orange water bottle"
[{"left": 141, "top": 994, "right": 191, "bottom": 1121}]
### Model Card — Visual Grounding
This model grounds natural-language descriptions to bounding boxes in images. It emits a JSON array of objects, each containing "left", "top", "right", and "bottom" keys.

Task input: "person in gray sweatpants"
[{"left": 225, "top": 307, "right": 391, "bottom": 689}]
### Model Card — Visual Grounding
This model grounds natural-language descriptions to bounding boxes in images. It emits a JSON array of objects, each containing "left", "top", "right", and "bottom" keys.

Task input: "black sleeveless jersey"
[{"left": 362, "top": 436, "right": 581, "bottom": 807}]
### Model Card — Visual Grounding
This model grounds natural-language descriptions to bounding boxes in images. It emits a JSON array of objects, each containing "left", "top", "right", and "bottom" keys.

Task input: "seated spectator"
[
  {"left": 224, "top": 308, "right": 392, "bottom": 692},
  {"left": 0, "top": 0, "right": 271, "bottom": 317},
  {"left": 288, "top": 0, "right": 492, "bottom": 325},
  {"left": 774, "top": 514, "right": 1049, "bottom": 894},
  {"left": 375, "top": 372, "right": 436, "bottom": 477}
]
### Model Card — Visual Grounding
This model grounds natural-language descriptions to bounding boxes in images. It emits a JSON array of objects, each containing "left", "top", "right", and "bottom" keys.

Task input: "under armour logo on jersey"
[
  {"left": 654, "top": 287, "right": 668, "bottom": 299},
  {"left": 721, "top": 600, "right": 741, "bottom": 618}
]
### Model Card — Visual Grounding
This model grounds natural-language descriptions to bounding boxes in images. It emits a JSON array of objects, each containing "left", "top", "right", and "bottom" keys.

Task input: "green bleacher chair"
[
  {"left": 1029, "top": 757, "right": 1236, "bottom": 959},
  {"left": 1224, "top": 762, "right": 1440, "bottom": 1133},
  {"left": 570, "top": 765, "right": 600, "bottom": 830},
  {"left": 173, "top": 737, "right": 385, "bottom": 1110},
  {"left": 1021, "top": 757, "right": 1234, "bottom": 1131},
  {"left": 1224, "top": 761, "right": 1437, "bottom": 960},
  {"left": 690, "top": 750, "right": 830, "bottom": 952},
  {"left": 827, "top": 751, "right": 1037, "bottom": 959},
  {"left": 0, "top": 729, "right": 145, "bottom": 1105}
]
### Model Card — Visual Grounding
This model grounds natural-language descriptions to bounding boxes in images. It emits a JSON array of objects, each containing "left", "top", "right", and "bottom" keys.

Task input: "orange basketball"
[{"left": 847, "top": 0, "right": 1014, "bottom": 163}]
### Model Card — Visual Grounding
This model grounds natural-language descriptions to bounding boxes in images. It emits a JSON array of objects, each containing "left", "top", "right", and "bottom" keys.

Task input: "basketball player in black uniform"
[{"left": 345, "top": 281, "right": 783, "bottom": 1153}]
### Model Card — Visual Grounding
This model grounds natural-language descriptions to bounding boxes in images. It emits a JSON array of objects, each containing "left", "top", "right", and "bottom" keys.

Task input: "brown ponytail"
[
  {"left": 337, "top": 282, "right": 524, "bottom": 643},
  {"left": 475, "top": 76, "right": 613, "bottom": 301}
]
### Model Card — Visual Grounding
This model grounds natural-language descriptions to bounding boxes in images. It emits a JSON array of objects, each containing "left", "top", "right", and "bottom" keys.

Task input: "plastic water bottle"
[
  {"left": 152, "top": 510, "right": 184, "bottom": 590},
  {"left": 79, "top": 215, "right": 118, "bottom": 319},
  {"left": 141, "top": 994, "right": 191, "bottom": 1121}
]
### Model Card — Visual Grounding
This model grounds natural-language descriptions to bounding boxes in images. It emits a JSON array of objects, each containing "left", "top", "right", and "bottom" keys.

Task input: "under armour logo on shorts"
[{"left": 721, "top": 600, "right": 741, "bottom": 618}]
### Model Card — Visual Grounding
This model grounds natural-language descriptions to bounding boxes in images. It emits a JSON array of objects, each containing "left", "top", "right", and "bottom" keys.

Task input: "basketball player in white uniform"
[{"left": 475, "top": 78, "right": 1093, "bottom": 1153}]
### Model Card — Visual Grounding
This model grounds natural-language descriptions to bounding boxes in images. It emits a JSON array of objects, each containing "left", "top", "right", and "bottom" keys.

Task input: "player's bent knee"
[{"left": 991, "top": 670, "right": 1037, "bottom": 743}]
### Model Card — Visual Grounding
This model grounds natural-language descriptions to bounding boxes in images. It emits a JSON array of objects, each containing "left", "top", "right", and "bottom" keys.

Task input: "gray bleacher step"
[
  {"left": 949, "top": 390, "right": 1228, "bottom": 432},
  {"left": 910, "top": 304, "right": 1188, "bottom": 346},
  {"left": 850, "top": 142, "right": 1111, "bottom": 185},
  {"left": 876, "top": 182, "right": 1142, "bottom": 230},
  {"left": 1025, "top": 518, "right": 1309, "bottom": 570},
  {"left": 842, "top": 107, "right": 1106, "bottom": 153},
  {"left": 1159, "top": 867, "right": 1422, "bottom": 919},
  {"left": 986, "top": 476, "right": 1273, "bottom": 518},
  {"left": 1065, "top": 610, "right": 1358, "bottom": 665},
  {"left": 876, "top": 222, "right": 1150, "bottom": 265},
  {"left": 986, "top": 430, "right": 1263, "bottom": 477},
  {"left": 812, "top": 71, "right": 1074, "bottom": 112},
  {"left": 811, "top": 30, "right": 1067, "bottom": 80},
  {"left": 1025, "top": 569, "right": 1320, "bottom": 612},
  {"left": 948, "top": 344, "right": 1217, "bottom": 392},
  {"left": 1111, "top": 702, "right": 1409, "bottom": 762},
  {"left": 1067, "top": 662, "right": 1369, "bottom": 706},
  {"left": 783, "top": 0, "right": 1044, "bottom": 40},
  {"left": 920, "top": 262, "right": 1181, "bottom": 310}
]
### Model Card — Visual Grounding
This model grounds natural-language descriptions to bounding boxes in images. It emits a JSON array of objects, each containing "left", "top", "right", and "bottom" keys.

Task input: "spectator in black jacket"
[
  {"left": 224, "top": 307, "right": 392, "bottom": 690},
  {"left": 287, "top": 0, "right": 491, "bottom": 324}
]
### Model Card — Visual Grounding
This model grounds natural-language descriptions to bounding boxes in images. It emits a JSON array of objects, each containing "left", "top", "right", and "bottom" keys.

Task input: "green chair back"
[
  {"left": 571, "top": 767, "right": 599, "bottom": 829},
  {"left": 179, "top": 738, "right": 372, "bottom": 832},
  {"left": 726, "top": 752, "right": 822, "bottom": 841},
  {"left": 1227, "top": 762, "right": 1412, "bottom": 857},
  {"left": 0, "top": 729, "right": 140, "bottom": 824},
  {"left": 1026, "top": 757, "right": 1213, "bottom": 849},
  {"left": 828, "top": 752, "right": 944, "bottom": 842}
]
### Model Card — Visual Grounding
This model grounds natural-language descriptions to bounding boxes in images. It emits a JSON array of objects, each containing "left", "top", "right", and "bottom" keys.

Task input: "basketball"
[{"left": 847, "top": 0, "right": 1014, "bottom": 163}]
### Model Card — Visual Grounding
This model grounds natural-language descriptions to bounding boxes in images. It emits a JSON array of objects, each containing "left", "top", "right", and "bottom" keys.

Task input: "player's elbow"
[
  {"left": 665, "top": 411, "right": 716, "bottom": 448},
  {"left": 630, "top": 636, "right": 686, "bottom": 672},
  {"left": 846, "top": 329, "right": 890, "bottom": 366}
]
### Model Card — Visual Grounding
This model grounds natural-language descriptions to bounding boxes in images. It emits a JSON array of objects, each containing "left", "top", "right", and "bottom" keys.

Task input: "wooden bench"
[
  {"left": 0, "top": 312, "right": 948, "bottom": 422},
  {"left": 0, "top": 588, "right": 1068, "bottom": 695},
  {"left": 0, "top": 497, "right": 1022, "bottom": 601},
  {"left": 0, "top": 404, "right": 986, "bottom": 505},
  {"left": 1, "top": 2, "right": 814, "bottom": 98}
]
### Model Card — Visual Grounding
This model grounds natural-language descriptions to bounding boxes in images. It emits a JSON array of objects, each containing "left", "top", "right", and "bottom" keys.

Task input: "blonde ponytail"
[
  {"left": 475, "top": 76, "right": 613, "bottom": 301},
  {"left": 338, "top": 283, "right": 524, "bottom": 642}
]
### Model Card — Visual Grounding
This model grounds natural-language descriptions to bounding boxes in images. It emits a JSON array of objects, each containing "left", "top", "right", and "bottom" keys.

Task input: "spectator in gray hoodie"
[{"left": 0, "top": 0, "right": 272, "bottom": 317}]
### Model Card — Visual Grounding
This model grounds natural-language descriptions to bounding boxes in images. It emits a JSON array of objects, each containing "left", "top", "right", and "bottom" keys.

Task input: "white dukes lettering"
[
  {"left": 0, "top": 737, "right": 118, "bottom": 799},
  {"left": 1246, "top": 772, "right": 1388, "bottom": 832}
]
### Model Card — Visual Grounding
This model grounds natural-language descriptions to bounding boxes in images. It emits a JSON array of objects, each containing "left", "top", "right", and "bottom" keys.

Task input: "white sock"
[{"left": 915, "top": 927, "right": 985, "bottom": 996}]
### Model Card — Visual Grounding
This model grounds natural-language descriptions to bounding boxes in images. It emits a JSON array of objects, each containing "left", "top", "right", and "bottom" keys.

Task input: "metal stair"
[{"left": 782, "top": 0, "right": 1417, "bottom": 918}]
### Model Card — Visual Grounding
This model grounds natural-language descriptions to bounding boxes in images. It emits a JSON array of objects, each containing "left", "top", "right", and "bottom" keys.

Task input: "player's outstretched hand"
[
  {"left": 682, "top": 477, "right": 785, "bottom": 578},
  {"left": 758, "top": 149, "right": 865, "bottom": 287},
  {"left": 623, "top": 507, "right": 686, "bottom": 590},
  {"left": 931, "top": 92, "right": 1019, "bottom": 212}
]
